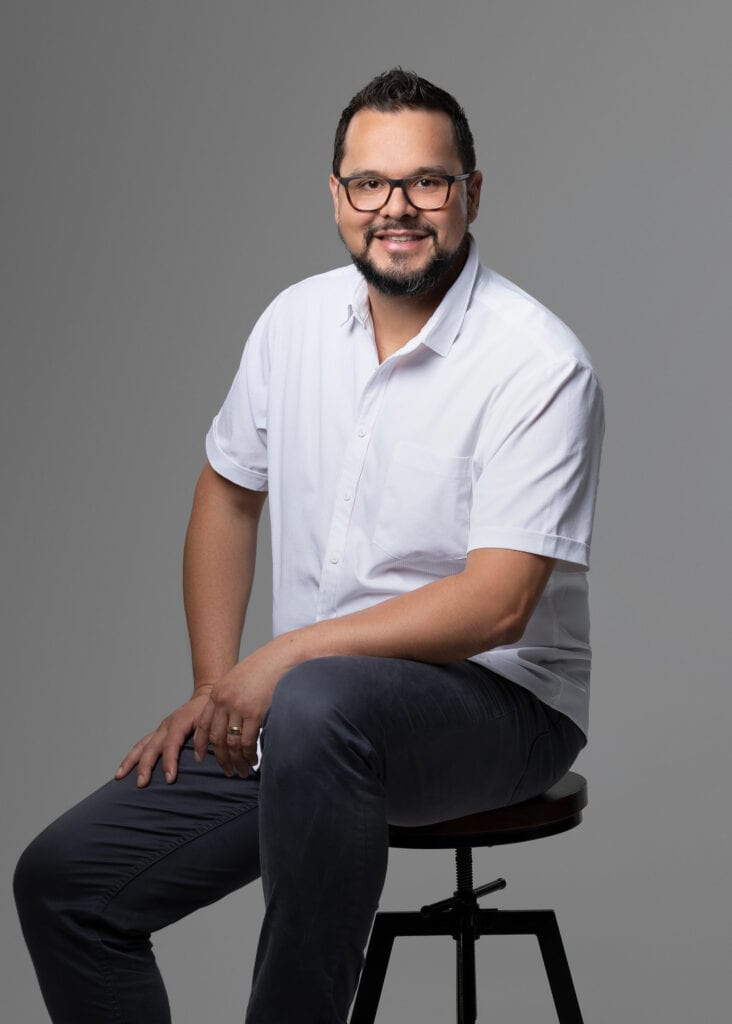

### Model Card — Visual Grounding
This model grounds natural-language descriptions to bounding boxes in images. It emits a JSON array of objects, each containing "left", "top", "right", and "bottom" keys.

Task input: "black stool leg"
[
  {"left": 350, "top": 914, "right": 397, "bottom": 1024},
  {"left": 476, "top": 909, "right": 584, "bottom": 1024},
  {"left": 534, "top": 910, "right": 584, "bottom": 1024}
]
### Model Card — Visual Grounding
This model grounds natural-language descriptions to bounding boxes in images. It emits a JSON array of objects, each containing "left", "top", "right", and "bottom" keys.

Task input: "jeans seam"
[{"left": 506, "top": 729, "right": 551, "bottom": 805}]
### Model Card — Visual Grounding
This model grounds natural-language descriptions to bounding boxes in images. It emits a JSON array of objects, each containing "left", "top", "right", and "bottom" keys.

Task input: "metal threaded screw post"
[{"left": 455, "top": 847, "right": 474, "bottom": 896}]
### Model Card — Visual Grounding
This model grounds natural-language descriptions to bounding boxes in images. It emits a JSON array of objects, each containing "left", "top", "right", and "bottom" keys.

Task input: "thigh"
[
  {"left": 268, "top": 656, "right": 584, "bottom": 828},
  {"left": 376, "top": 659, "right": 586, "bottom": 824},
  {"left": 19, "top": 739, "right": 262, "bottom": 934}
]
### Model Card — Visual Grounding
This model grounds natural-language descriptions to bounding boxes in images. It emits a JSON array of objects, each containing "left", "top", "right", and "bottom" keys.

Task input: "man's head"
[{"left": 330, "top": 69, "right": 482, "bottom": 299}]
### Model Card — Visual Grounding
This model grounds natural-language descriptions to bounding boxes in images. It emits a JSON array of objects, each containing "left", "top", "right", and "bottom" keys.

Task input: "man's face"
[{"left": 329, "top": 107, "right": 482, "bottom": 298}]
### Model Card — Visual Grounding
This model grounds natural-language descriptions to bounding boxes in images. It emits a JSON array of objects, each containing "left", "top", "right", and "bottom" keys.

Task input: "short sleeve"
[
  {"left": 467, "top": 360, "right": 605, "bottom": 571},
  {"left": 205, "top": 305, "right": 272, "bottom": 492}
]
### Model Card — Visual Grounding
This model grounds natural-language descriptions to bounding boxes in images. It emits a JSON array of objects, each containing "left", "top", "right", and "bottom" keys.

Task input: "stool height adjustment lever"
[{"left": 420, "top": 847, "right": 507, "bottom": 917}]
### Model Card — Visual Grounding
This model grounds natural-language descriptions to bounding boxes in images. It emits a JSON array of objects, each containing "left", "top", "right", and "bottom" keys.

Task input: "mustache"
[{"left": 363, "top": 220, "right": 437, "bottom": 244}]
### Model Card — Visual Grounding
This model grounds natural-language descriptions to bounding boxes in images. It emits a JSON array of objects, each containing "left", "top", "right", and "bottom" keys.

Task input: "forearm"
[
  {"left": 183, "top": 467, "right": 264, "bottom": 693},
  {"left": 275, "top": 549, "right": 554, "bottom": 671}
]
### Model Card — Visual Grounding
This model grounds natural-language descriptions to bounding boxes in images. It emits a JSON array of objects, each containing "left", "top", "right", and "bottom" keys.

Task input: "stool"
[{"left": 350, "top": 771, "right": 587, "bottom": 1024}]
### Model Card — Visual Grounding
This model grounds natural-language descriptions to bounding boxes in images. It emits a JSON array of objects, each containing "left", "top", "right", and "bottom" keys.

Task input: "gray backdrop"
[{"left": 3, "top": 2, "right": 730, "bottom": 1022}]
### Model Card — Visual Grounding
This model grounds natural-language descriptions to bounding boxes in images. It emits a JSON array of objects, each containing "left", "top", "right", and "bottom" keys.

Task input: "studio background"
[{"left": 3, "top": 2, "right": 730, "bottom": 1022}]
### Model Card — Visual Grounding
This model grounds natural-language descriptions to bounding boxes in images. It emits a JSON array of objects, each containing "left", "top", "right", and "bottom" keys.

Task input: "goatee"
[{"left": 341, "top": 228, "right": 469, "bottom": 298}]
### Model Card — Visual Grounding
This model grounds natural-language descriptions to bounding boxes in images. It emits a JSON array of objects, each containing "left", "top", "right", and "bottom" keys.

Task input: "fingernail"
[
  {"left": 193, "top": 752, "right": 201, "bottom": 762},
  {"left": 165, "top": 771, "right": 173, "bottom": 783}
]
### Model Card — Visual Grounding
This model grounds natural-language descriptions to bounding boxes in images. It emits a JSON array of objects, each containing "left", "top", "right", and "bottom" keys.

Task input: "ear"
[
  {"left": 329, "top": 174, "right": 341, "bottom": 222},
  {"left": 466, "top": 170, "right": 483, "bottom": 225}
]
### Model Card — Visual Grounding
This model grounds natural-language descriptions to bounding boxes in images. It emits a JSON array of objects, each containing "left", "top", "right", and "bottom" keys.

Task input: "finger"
[
  {"left": 209, "top": 706, "right": 235, "bottom": 777},
  {"left": 193, "top": 697, "right": 215, "bottom": 762},
  {"left": 239, "top": 724, "right": 261, "bottom": 774},
  {"left": 135, "top": 733, "right": 167, "bottom": 788},
  {"left": 224, "top": 720, "right": 249, "bottom": 779},
  {"left": 161, "top": 731, "right": 187, "bottom": 784},
  {"left": 115, "top": 733, "right": 154, "bottom": 779}
]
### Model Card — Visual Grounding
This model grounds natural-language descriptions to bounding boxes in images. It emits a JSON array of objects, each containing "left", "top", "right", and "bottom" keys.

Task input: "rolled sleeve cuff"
[
  {"left": 467, "top": 526, "right": 590, "bottom": 571},
  {"left": 205, "top": 422, "right": 268, "bottom": 491}
]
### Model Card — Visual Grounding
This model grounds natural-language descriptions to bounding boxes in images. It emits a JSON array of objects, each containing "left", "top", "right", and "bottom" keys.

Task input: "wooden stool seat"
[
  {"left": 350, "top": 772, "right": 588, "bottom": 1024},
  {"left": 388, "top": 770, "right": 588, "bottom": 848}
]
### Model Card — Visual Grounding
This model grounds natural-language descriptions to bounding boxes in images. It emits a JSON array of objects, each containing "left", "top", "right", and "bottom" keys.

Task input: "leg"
[
  {"left": 535, "top": 910, "right": 585, "bottom": 1023},
  {"left": 14, "top": 739, "right": 262, "bottom": 1024},
  {"left": 246, "top": 655, "right": 584, "bottom": 1024}
]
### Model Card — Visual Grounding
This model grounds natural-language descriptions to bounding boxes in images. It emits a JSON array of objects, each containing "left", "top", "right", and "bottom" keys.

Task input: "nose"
[{"left": 380, "top": 182, "right": 419, "bottom": 219}]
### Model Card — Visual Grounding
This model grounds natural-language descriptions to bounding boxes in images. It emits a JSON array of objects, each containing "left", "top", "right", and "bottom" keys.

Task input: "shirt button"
[
  {"left": 330, "top": 553, "right": 340, "bottom": 564},
  {"left": 357, "top": 426, "right": 367, "bottom": 438},
  {"left": 343, "top": 491, "right": 352, "bottom": 501}
]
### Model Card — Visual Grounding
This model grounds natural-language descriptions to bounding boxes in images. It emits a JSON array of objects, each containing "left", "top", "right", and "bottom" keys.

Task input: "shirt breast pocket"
[{"left": 372, "top": 441, "right": 472, "bottom": 564}]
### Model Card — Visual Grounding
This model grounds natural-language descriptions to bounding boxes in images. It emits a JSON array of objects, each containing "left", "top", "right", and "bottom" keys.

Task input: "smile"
[{"left": 372, "top": 232, "right": 432, "bottom": 252}]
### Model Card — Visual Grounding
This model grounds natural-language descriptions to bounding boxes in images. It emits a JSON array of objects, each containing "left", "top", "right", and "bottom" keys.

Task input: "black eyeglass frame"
[{"left": 337, "top": 172, "right": 473, "bottom": 212}]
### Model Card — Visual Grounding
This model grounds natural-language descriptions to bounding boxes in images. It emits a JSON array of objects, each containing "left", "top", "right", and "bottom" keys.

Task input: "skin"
[
  {"left": 116, "top": 107, "right": 554, "bottom": 787},
  {"left": 329, "top": 107, "right": 483, "bottom": 361}
]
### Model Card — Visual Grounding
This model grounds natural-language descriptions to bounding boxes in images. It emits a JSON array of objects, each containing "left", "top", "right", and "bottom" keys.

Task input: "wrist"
[
  {"left": 191, "top": 681, "right": 216, "bottom": 698},
  {"left": 272, "top": 626, "right": 323, "bottom": 670}
]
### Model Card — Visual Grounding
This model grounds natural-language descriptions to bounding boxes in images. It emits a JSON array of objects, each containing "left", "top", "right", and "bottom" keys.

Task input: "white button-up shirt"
[{"left": 206, "top": 239, "right": 604, "bottom": 735}]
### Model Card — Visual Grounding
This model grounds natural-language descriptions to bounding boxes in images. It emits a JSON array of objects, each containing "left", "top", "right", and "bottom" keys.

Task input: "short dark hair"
[{"left": 332, "top": 68, "right": 476, "bottom": 176}]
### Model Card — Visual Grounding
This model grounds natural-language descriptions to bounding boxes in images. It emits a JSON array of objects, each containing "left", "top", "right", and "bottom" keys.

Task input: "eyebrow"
[{"left": 343, "top": 165, "right": 453, "bottom": 177}]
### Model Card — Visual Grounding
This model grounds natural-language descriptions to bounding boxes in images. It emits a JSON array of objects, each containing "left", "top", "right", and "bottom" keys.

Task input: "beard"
[{"left": 340, "top": 222, "right": 469, "bottom": 298}]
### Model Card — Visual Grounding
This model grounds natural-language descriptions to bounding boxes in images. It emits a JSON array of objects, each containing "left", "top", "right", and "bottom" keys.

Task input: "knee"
[
  {"left": 262, "top": 656, "right": 381, "bottom": 768},
  {"left": 266, "top": 657, "right": 345, "bottom": 740},
  {"left": 14, "top": 808, "right": 94, "bottom": 928},
  {"left": 13, "top": 828, "right": 62, "bottom": 923}
]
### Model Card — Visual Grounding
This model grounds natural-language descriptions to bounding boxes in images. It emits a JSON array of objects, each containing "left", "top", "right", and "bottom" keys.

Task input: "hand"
[
  {"left": 115, "top": 689, "right": 213, "bottom": 788},
  {"left": 193, "top": 641, "right": 294, "bottom": 779}
]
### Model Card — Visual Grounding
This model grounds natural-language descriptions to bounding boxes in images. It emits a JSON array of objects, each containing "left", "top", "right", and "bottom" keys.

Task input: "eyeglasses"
[{"left": 337, "top": 172, "right": 472, "bottom": 212}]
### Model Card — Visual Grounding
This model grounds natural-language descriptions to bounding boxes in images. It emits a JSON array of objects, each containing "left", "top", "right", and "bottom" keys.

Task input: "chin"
[{"left": 350, "top": 239, "right": 467, "bottom": 298}]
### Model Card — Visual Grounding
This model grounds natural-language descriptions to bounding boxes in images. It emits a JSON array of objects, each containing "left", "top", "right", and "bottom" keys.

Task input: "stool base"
[{"left": 350, "top": 904, "right": 584, "bottom": 1024}]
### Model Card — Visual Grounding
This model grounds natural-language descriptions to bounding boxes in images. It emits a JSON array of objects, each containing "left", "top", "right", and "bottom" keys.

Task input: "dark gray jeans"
[{"left": 14, "top": 655, "right": 585, "bottom": 1024}]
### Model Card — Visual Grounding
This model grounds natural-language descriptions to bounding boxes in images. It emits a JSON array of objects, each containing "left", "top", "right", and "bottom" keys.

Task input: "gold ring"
[{"left": 226, "top": 725, "right": 243, "bottom": 736}]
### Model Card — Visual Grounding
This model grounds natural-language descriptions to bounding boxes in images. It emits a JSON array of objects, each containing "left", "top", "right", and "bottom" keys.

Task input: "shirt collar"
[
  {"left": 340, "top": 235, "right": 480, "bottom": 358},
  {"left": 341, "top": 276, "right": 371, "bottom": 329}
]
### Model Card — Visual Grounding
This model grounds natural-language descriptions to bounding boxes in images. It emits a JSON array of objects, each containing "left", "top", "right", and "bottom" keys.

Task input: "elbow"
[
  {"left": 498, "top": 618, "right": 525, "bottom": 647},
  {"left": 490, "top": 610, "right": 528, "bottom": 648}
]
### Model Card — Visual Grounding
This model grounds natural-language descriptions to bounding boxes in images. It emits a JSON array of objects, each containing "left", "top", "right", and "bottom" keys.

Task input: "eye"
[
  {"left": 411, "top": 176, "right": 442, "bottom": 190},
  {"left": 353, "top": 178, "right": 386, "bottom": 191}
]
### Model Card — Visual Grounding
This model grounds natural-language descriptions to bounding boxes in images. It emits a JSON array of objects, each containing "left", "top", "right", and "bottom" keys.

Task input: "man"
[{"left": 14, "top": 69, "right": 604, "bottom": 1024}]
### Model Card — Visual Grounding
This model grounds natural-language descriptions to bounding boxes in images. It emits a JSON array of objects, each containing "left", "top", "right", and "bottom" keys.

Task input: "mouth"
[{"left": 370, "top": 230, "right": 433, "bottom": 254}]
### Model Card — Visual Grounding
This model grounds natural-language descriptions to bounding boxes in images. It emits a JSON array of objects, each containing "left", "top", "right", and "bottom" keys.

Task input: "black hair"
[{"left": 332, "top": 68, "right": 476, "bottom": 175}]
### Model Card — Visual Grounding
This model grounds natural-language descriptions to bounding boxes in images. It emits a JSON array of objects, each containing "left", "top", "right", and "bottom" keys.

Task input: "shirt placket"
[{"left": 316, "top": 355, "right": 398, "bottom": 620}]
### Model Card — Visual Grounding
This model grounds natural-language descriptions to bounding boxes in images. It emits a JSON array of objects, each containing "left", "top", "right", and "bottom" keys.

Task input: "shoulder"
[
  {"left": 263, "top": 263, "right": 361, "bottom": 322},
  {"left": 240, "top": 263, "right": 362, "bottom": 373},
  {"left": 469, "top": 262, "right": 598, "bottom": 376}
]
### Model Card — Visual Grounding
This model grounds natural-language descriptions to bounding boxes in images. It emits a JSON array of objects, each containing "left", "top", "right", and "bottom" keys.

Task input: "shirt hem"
[
  {"left": 467, "top": 527, "right": 589, "bottom": 571},
  {"left": 205, "top": 427, "right": 269, "bottom": 492}
]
